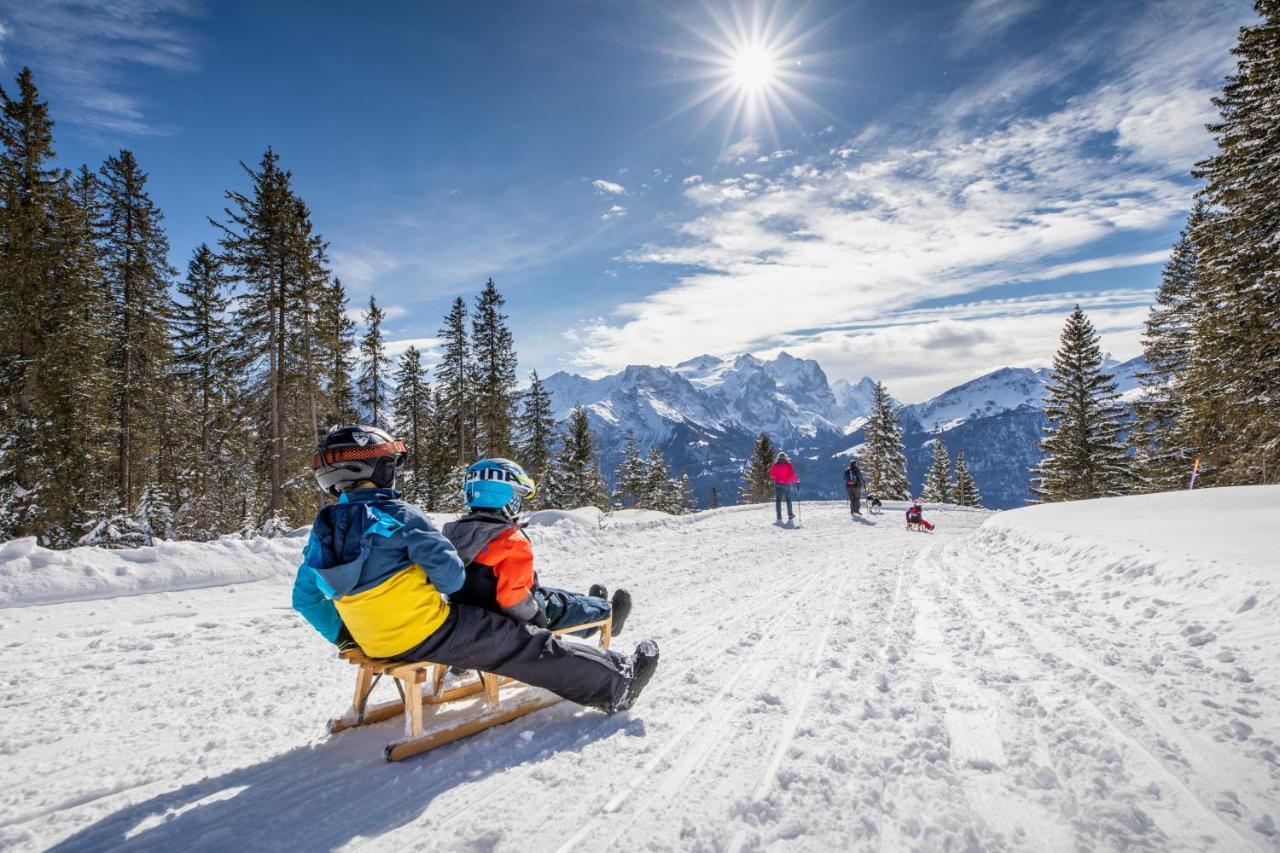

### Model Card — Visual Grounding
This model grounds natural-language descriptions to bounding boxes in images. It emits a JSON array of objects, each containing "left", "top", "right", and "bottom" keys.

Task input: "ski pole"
[{"left": 795, "top": 483, "right": 802, "bottom": 524}]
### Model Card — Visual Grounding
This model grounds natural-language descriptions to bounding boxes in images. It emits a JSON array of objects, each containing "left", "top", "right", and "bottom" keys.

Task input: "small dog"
[{"left": 868, "top": 496, "right": 882, "bottom": 514}]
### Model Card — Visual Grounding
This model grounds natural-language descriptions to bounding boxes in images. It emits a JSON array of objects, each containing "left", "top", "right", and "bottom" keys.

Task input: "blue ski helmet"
[{"left": 464, "top": 458, "right": 537, "bottom": 517}]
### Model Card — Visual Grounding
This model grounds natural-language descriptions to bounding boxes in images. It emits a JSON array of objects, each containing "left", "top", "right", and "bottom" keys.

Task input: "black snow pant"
[
  {"left": 391, "top": 603, "right": 629, "bottom": 711},
  {"left": 847, "top": 486, "right": 861, "bottom": 515}
]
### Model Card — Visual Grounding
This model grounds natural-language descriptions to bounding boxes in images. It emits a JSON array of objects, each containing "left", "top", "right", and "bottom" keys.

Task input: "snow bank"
[
  {"left": 979, "top": 484, "right": 1279, "bottom": 685},
  {"left": 0, "top": 534, "right": 306, "bottom": 609}
]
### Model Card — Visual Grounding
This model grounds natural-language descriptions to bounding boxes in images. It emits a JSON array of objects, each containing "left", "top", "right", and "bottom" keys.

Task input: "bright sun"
[
  {"left": 731, "top": 44, "right": 778, "bottom": 93},
  {"left": 667, "top": 3, "right": 829, "bottom": 144}
]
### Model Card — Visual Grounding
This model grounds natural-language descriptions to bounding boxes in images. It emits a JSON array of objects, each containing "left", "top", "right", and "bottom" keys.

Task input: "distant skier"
[
  {"left": 843, "top": 458, "right": 865, "bottom": 517},
  {"left": 906, "top": 498, "right": 934, "bottom": 532},
  {"left": 769, "top": 451, "right": 799, "bottom": 524},
  {"left": 444, "top": 457, "right": 631, "bottom": 638}
]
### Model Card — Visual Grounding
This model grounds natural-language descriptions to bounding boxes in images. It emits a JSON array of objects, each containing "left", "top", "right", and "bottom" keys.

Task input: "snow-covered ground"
[{"left": 1, "top": 489, "right": 1276, "bottom": 851}]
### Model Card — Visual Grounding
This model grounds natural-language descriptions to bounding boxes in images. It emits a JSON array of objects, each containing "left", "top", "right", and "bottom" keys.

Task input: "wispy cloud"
[
  {"left": 0, "top": 0, "right": 202, "bottom": 135},
  {"left": 601, "top": 204, "right": 627, "bottom": 221},
  {"left": 591, "top": 178, "right": 626, "bottom": 195},
  {"left": 952, "top": 0, "right": 1040, "bottom": 54},
  {"left": 568, "top": 0, "right": 1248, "bottom": 397}
]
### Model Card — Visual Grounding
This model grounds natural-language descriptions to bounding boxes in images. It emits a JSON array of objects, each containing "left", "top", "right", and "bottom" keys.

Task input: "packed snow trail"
[{"left": 0, "top": 492, "right": 1276, "bottom": 851}]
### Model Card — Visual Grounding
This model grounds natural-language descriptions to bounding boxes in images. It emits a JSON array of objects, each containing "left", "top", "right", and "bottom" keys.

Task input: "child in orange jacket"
[{"left": 443, "top": 459, "right": 632, "bottom": 637}]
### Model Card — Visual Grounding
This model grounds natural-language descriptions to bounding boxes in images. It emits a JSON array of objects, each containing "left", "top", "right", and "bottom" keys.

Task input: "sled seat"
[{"left": 328, "top": 616, "right": 612, "bottom": 762}]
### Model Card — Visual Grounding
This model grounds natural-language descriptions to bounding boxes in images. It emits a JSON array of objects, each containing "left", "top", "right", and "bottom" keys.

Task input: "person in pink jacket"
[{"left": 769, "top": 451, "right": 799, "bottom": 524}]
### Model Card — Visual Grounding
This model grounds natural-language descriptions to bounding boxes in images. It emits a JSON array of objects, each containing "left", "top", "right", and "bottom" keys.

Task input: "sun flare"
[
  {"left": 666, "top": 2, "right": 831, "bottom": 145},
  {"left": 731, "top": 44, "right": 778, "bottom": 93}
]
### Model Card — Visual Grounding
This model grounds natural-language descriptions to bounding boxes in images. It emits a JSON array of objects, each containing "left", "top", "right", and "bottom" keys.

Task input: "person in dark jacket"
[
  {"left": 444, "top": 458, "right": 631, "bottom": 638},
  {"left": 291, "top": 425, "right": 658, "bottom": 714},
  {"left": 843, "top": 459, "right": 865, "bottom": 516}
]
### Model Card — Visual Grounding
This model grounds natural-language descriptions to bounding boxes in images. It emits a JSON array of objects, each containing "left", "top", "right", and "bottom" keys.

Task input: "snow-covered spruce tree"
[
  {"left": 921, "top": 438, "right": 952, "bottom": 503},
  {"left": 1190, "top": 1, "right": 1280, "bottom": 485},
  {"left": 317, "top": 278, "right": 358, "bottom": 426},
  {"left": 741, "top": 432, "right": 776, "bottom": 503},
  {"left": 677, "top": 473, "right": 698, "bottom": 515},
  {"left": 98, "top": 149, "right": 178, "bottom": 515},
  {"left": 1032, "top": 307, "right": 1133, "bottom": 502},
  {"left": 435, "top": 296, "right": 474, "bottom": 465},
  {"left": 472, "top": 279, "right": 518, "bottom": 458},
  {"left": 392, "top": 346, "right": 432, "bottom": 506},
  {"left": 613, "top": 432, "right": 649, "bottom": 508},
  {"left": 642, "top": 445, "right": 671, "bottom": 511},
  {"left": 515, "top": 370, "right": 556, "bottom": 483},
  {"left": 951, "top": 450, "right": 983, "bottom": 508},
  {"left": 1132, "top": 204, "right": 1208, "bottom": 492},
  {"left": 171, "top": 244, "right": 243, "bottom": 536},
  {"left": 357, "top": 296, "right": 389, "bottom": 428},
  {"left": 862, "top": 382, "right": 910, "bottom": 499},
  {"left": 553, "top": 406, "right": 609, "bottom": 510}
]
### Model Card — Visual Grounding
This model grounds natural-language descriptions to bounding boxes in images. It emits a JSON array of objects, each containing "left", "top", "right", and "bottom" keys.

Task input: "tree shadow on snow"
[{"left": 50, "top": 700, "right": 629, "bottom": 852}]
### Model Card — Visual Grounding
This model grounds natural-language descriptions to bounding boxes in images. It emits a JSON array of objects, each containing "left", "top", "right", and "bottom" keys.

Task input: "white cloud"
[
  {"left": 682, "top": 174, "right": 704, "bottom": 185},
  {"left": 568, "top": 0, "right": 1247, "bottom": 384},
  {"left": 0, "top": 0, "right": 200, "bottom": 134},
  {"left": 591, "top": 179, "right": 626, "bottom": 195},
  {"left": 601, "top": 204, "right": 627, "bottom": 221},
  {"left": 331, "top": 247, "right": 402, "bottom": 293},
  {"left": 384, "top": 337, "right": 443, "bottom": 364},
  {"left": 721, "top": 136, "right": 761, "bottom": 163},
  {"left": 952, "top": 0, "right": 1040, "bottom": 54}
]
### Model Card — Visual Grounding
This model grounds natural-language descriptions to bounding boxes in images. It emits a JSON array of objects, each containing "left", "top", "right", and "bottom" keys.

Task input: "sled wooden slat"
[
  {"left": 327, "top": 615, "right": 613, "bottom": 761},
  {"left": 383, "top": 692, "right": 562, "bottom": 762}
]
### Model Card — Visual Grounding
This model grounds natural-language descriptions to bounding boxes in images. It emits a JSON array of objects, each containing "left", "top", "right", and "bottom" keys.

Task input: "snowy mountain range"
[{"left": 543, "top": 351, "right": 1146, "bottom": 510}]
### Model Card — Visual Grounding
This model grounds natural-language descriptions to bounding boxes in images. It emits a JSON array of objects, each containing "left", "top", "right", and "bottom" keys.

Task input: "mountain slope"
[{"left": 544, "top": 353, "right": 1147, "bottom": 510}]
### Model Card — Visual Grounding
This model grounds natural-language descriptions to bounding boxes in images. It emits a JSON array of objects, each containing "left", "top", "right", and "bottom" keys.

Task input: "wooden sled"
[
  {"left": 328, "top": 616, "right": 612, "bottom": 762},
  {"left": 906, "top": 521, "right": 933, "bottom": 532}
]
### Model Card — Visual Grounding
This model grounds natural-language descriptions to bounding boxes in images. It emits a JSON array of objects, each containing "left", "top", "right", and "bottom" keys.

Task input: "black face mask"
[{"left": 370, "top": 458, "right": 397, "bottom": 489}]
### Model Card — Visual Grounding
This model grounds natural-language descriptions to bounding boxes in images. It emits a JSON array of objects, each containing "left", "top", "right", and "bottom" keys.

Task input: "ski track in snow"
[{"left": 1, "top": 496, "right": 1277, "bottom": 852}]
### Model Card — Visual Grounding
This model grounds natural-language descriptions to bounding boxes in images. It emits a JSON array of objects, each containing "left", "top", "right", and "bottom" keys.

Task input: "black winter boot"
[
  {"left": 611, "top": 639, "right": 659, "bottom": 713},
  {"left": 588, "top": 583, "right": 607, "bottom": 600},
  {"left": 610, "top": 588, "right": 632, "bottom": 637}
]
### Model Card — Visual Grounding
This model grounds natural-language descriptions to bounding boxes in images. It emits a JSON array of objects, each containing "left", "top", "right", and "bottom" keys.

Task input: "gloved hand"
[
  {"left": 334, "top": 624, "right": 359, "bottom": 652},
  {"left": 502, "top": 592, "right": 549, "bottom": 629}
]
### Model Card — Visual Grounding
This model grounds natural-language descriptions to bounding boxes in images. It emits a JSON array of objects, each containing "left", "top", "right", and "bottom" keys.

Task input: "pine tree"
[
  {"left": 171, "top": 243, "right": 241, "bottom": 535},
  {"left": 216, "top": 149, "right": 296, "bottom": 517},
  {"left": 951, "top": 450, "right": 983, "bottom": 508},
  {"left": 1032, "top": 307, "right": 1133, "bottom": 502},
  {"left": 472, "top": 279, "right": 518, "bottom": 457},
  {"left": 318, "top": 278, "right": 357, "bottom": 426},
  {"left": 677, "top": 473, "right": 698, "bottom": 514},
  {"left": 1190, "top": 2, "right": 1280, "bottom": 484},
  {"left": 392, "top": 346, "right": 432, "bottom": 505},
  {"left": 215, "top": 148, "right": 329, "bottom": 522},
  {"left": 642, "top": 445, "right": 670, "bottom": 511},
  {"left": 0, "top": 70, "right": 114, "bottom": 542},
  {"left": 98, "top": 149, "right": 177, "bottom": 514},
  {"left": 862, "top": 382, "right": 909, "bottom": 499},
  {"left": 1133, "top": 204, "right": 1207, "bottom": 491},
  {"left": 741, "top": 433, "right": 776, "bottom": 503},
  {"left": 922, "top": 437, "right": 952, "bottom": 503},
  {"left": 613, "top": 431, "right": 649, "bottom": 508},
  {"left": 516, "top": 370, "right": 556, "bottom": 484},
  {"left": 553, "top": 406, "right": 608, "bottom": 509},
  {"left": 357, "top": 296, "right": 389, "bottom": 427},
  {"left": 435, "top": 297, "right": 473, "bottom": 465},
  {"left": 708, "top": 486, "right": 720, "bottom": 509}
]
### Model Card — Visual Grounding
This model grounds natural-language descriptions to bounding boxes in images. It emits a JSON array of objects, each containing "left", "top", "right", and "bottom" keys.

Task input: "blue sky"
[{"left": 0, "top": 0, "right": 1256, "bottom": 400}]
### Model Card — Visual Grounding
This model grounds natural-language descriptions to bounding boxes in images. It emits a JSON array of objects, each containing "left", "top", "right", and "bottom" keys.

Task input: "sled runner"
[
  {"left": 328, "top": 616, "right": 613, "bottom": 762},
  {"left": 906, "top": 520, "right": 933, "bottom": 532}
]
